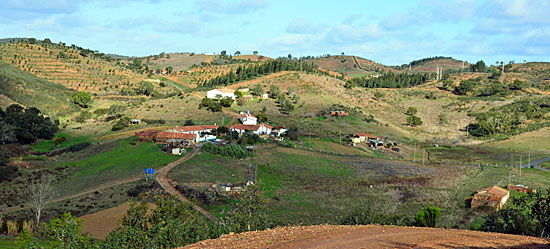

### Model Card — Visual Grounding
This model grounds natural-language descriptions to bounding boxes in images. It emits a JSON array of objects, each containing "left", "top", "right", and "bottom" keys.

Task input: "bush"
[
  {"left": 72, "top": 92, "right": 91, "bottom": 108},
  {"left": 405, "top": 107, "right": 418, "bottom": 115},
  {"left": 415, "top": 205, "right": 441, "bottom": 227},
  {"left": 112, "top": 117, "right": 130, "bottom": 131},
  {"left": 407, "top": 115, "right": 423, "bottom": 126}
]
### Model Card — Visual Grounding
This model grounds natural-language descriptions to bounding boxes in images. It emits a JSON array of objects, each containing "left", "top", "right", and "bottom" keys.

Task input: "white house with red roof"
[
  {"left": 239, "top": 111, "right": 258, "bottom": 125},
  {"left": 228, "top": 123, "right": 272, "bottom": 135},
  {"left": 165, "top": 125, "right": 219, "bottom": 142},
  {"left": 207, "top": 88, "right": 236, "bottom": 99}
]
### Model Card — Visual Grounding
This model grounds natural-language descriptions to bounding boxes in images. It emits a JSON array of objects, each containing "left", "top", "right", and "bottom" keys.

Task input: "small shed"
[{"left": 130, "top": 119, "right": 141, "bottom": 125}]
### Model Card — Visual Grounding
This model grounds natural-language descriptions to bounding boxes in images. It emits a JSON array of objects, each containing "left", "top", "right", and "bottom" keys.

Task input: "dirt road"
[
  {"left": 154, "top": 145, "right": 217, "bottom": 221},
  {"left": 182, "top": 225, "right": 550, "bottom": 249}
]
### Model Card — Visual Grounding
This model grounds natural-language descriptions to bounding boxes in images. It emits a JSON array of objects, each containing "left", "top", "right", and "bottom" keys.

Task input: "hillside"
[
  {"left": 310, "top": 55, "right": 399, "bottom": 78},
  {"left": 0, "top": 62, "right": 78, "bottom": 116},
  {"left": 183, "top": 225, "right": 550, "bottom": 249},
  {"left": 406, "top": 57, "right": 470, "bottom": 73},
  {"left": 0, "top": 41, "right": 145, "bottom": 94}
]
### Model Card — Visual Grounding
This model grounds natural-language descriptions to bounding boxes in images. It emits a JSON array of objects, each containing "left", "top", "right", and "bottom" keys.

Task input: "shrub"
[
  {"left": 407, "top": 115, "right": 423, "bottom": 127},
  {"left": 112, "top": 117, "right": 130, "bottom": 131},
  {"left": 415, "top": 205, "right": 440, "bottom": 227},
  {"left": 72, "top": 92, "right": 91, "bottom": 108},
  {"left": 405, "top": 107, "right": 418, "bottom": 115}
]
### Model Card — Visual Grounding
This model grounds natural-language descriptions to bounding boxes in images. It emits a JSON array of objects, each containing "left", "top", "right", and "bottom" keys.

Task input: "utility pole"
[
  {"left": 413, "top": 141, "right": 416, "bottom": 163},
  {"left": 527, "top": 137, "right": 533, "bottom": 168},
  {"left": 422, "top": 149, "right": 425, "bottom": 166},
  {"left": 309, "top": 129, "right": 311, "bottom": 149},
  {"left": 520, "top": 155, "right": 522, "bottom": 177},
  {"left": 508, "top": 170, "right": 511, "bottom": 186}
]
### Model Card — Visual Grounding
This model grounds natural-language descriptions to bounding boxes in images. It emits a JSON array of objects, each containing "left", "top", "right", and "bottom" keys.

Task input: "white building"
[
  {"left": 165, "top": 125, "right": 219, "bottom": 142},
  {"left": 228, "top": 124, "right": 272, "bottom": 135},
  {"left": 207, "top": 88, "right": 236, "bottom": 99},
  {"left": 239, "top": 112, "right": 258, "bottom": 125}
]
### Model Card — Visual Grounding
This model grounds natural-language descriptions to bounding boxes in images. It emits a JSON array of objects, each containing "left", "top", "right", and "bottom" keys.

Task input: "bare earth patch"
[{"left": 182, "top": 225, "right": 550, "bottom": 249}]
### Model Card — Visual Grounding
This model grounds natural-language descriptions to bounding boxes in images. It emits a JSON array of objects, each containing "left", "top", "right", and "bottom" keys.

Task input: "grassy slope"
[
  {"left": 168, "top": 152, "right": 248, "bottom": 185},
  {"left": 0, "top": 62, "right": 78, "bottom": 116},
  {"left": 56, "top": 137, "right": 178, "bottom": 196}
]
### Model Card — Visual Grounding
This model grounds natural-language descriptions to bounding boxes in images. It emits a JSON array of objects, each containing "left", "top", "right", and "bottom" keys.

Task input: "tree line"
[
  {"left": 0, "top": 104, "right": 58, "bottom": 145},
  {"left": 200, "top": 58, "right": 319, "bottom": 88},
  {"left": 345, "top": 71, "right": 431, "bottom": 88},
  {"left": 18, "top": 187, "right": 269, "bottom": 249}
]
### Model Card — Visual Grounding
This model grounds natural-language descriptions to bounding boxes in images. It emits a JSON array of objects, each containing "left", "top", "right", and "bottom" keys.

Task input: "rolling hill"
[
  {"left": 0, "top": 40, "right": 145, "bottom": 94},
  {"left": 0, "top": 62, "right": 78, "bottom": 116},
  {"left": 309, "top": 55, "right": 399, "bottom": 78}
]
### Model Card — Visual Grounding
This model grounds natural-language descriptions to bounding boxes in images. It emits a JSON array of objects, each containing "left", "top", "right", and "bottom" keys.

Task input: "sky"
[{"left": 0, "top": 0, "right": 548, "bottom": 65}]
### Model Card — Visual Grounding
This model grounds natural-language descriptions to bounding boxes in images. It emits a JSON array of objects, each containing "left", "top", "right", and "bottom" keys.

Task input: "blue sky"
[{"left": 0, "top": 0, "right": 548, "bottom": 65}]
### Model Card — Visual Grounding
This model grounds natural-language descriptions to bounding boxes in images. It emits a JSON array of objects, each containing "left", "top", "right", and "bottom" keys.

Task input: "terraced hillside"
[{"left": 0, "top": 42, "right": 145, "bottom": 94}]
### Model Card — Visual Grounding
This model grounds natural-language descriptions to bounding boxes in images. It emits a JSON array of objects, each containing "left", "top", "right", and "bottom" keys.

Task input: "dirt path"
[
  {"left": 227, "top": 71, "right": 292, "bottom": 89},
  {"left": 154, "top": 145, "right": 217, "bottom": 221},
  {"left": 182, "top": 225, "right": 550, "bottom": 249}
]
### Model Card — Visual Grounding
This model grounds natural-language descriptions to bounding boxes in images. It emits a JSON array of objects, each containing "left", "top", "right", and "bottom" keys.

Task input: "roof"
[
  {"left": 354, "top": 133, "right": 378, "bottom": 139},
  {"left": 229, "top": 123, "right": 272, "bottom": 131},
  {"left": 172, "top": 125, "right": 219, "bottom": 132},
  {"left": 135, "top": 130, "right": 160, "bottom": 136},
  {"left": 210, "top": 88, "right": 235, "bottom": 94},
  {"left": 241, "top": 113, "right": 257, "bottom": 119},
  {"left": 156, "top": 132, "right": 196, "bottom": 140},
  {"left": 478, "top": 185, "right": 509, "bottom": 197}
]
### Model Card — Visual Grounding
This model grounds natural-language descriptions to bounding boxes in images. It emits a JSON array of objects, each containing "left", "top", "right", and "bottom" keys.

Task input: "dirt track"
[
  {"left": 182, "top": 225, "right": 550, "bottom": 249},
  {"left": 155, "top": 145, "right": 216, "bottom": 221}
]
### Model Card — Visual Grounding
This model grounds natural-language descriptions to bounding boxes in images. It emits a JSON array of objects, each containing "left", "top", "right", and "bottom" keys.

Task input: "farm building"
[
  {"left": 135, "top": 130, "right": 160, "bottom": 142},
  {"left": 207, "top": 88, "right": 236, "bottom": 99},
  {"left": 165, "top": 125, "right": 218, "bottom": 142},
  {"left": 240, "top": 112, "right": 258, "bottom": 125},
  {"left": 270, "top": 126, "right": 287, "bottom": 137},
  {"left": 129, "top": 119, "right": 141, "bottom": 125},
  {"left": 507, "top": 184, "right": 536, "bottom": 193},
  {"left": 228, "top": 123, "right": 272, "bottom": 135},
  {"left": 155, "top": 132, "right": 198, "bottom": 145},
  {"left": 470, "top": 185, "right": 510, "bottom": 211}
]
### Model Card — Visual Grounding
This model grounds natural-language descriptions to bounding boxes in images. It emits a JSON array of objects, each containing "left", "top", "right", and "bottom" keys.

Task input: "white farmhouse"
[
  {"left": 239, "top": 111, "right": 258, "bottom": 125},
  {"left": 228, "top": 124, "right": 272, "bottom": 135},
  {"left": 207, "top": 88, "right": 236, "bottom": 99}
]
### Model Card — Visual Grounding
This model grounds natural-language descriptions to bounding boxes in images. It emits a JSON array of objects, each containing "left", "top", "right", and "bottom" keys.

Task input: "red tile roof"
[
  {"left": 479, "top": 185, "right": 509, "bottom": 197},
  {"left": 156, "top": 132, "right": 196, "bottom": 140}
]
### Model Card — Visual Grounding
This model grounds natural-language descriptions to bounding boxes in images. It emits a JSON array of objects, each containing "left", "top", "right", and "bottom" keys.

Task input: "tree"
[
  {"left": 0, "top": 146, "right": 17, "bottom": 183},
  {"left": 0, "top": 120, "right": 16, "bottom": 144},
  {"left": 29, "top": 175, "right": 55, "bottom": 229},
  {"left": 234, "top": 51, "right": 241, "bottom": 56},
  {"left": 269, "top": 85, "right": 280, "bottom": 98},
  {"left": 251, "top": 84, "right": 263, "bottom": 96},
  {"left": 135, "top": 81, "right": 157, "bottom": 96},
  {"left": 470, "top": 60, "right": 487, "bottom": 72},
  {"left": 219, "top": 185, "right": 269, "bottom": 233},
  {"left": 133, "top": 58, "right": 142, "bottom": 67},
  {"left": 184, "top": 119, "right": 195, "bottom": 126},
  {"left": 288, "top": 54, "right": 292, "bottom": 60},
  {"left": 253, "top": 51, "right": 258, "bottom": 55},
  {"left": 72, "top": 92, "right": 91, "bottom": 108},
  {"left": 165, "top": 66, "right": 174, "bottom": 74},
  {"left": 455, "top": 79, "right": 476, "bottom": 95},
  {"left": 415, "top": 205, "right": 441, "bottom": 227},
  {"left": 406, "top": 107, "right": 418, "bottom": 115},
  {"left": 407, "top": 115, "right": 423, "bottom": 126},
  {"left": 220, "top": 50, "right": 227, "bottom": 57}
]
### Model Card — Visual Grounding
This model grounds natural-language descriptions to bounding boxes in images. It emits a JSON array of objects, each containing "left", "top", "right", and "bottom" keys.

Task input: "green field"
[
  {"left": 32, "top": 133, "right": 95, "bottom": 153},
  {"left": 56, "top": 137, "right": 178, "bottom": 196},
  {"left": 168, "top": 152, "right": 247, "bottom": 185}
]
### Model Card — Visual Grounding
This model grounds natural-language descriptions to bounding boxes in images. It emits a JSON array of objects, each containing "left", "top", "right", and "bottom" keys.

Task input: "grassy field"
[
  {"left": 56, "top": 137, "right": 178, "bottom": 196},
  {"left": 539, "top": 161, "right": 550, "bottom": 169},
  {"left": 0, "top": 237, "right": 18, "bottom": 249},
  {"left": 32, "top": 133, "right": 95, "bottom": 153},
  {"left": 168, "top": 152, "right": 248, "bottom": 185}
]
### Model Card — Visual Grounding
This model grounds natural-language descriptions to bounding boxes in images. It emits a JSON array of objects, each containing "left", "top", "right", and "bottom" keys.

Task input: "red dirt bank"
[{"left": 182, "top": 225, "right": 550, "bottom": 249}]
